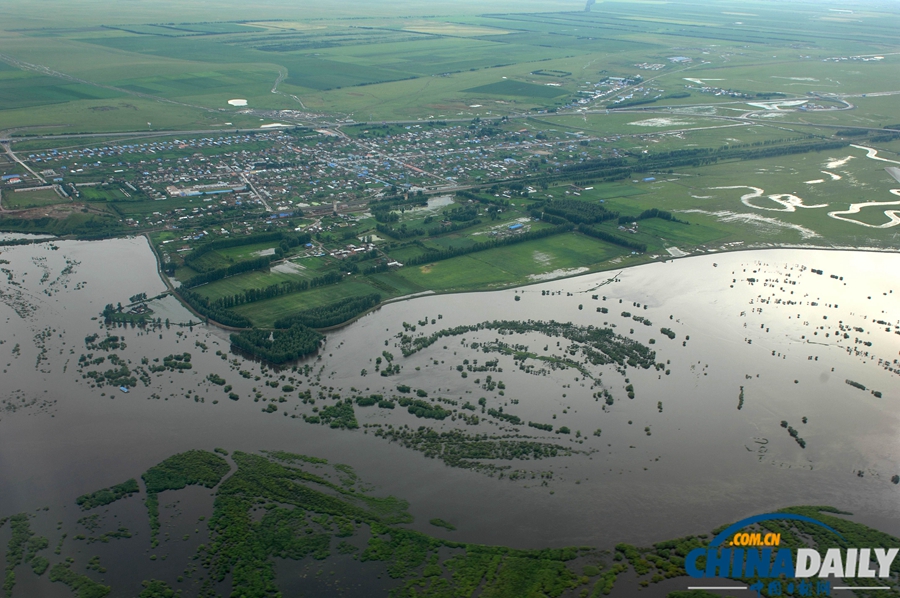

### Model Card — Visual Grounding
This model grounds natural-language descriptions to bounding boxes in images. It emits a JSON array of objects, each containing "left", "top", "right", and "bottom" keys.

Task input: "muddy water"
[{"left": 1, "top": 238, "right": 898, "bottom": 567}]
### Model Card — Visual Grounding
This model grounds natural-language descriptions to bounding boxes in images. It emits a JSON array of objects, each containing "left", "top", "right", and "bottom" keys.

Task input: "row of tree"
[
  {"left": 428, "top": 219, "right": 482, "bottom": 236},
  {"left": 181, "top": 254, "right": 274, "bottom": 289},
  {"left": 209, "top": 271, "right": 343, "bottom": 310},
  {"left": 404, "top": 224, "right": 573, "bottom": 267},
  {"left": 577, "top": 224, "right": 647, "bottom": 253},
  {"left": 183, "top": 231, "right": 290, "bottom": 272},
  {"left": 619, "top": 208, "right": 688, "bottom": 225},
  {"left": 273, "top": 294, "right": 381, "bottom": 329},
  {"left": 376, "top": 223, "right": 424, "bottom": 239},
  {"left": 537, "top": 198, "right": 619, "bottom": 225},
  {"left": 178, "top": 289, "right": 252, "bottom": 328},
  {"left": 454, "top": 190, "right": 510, "bottom": 207}
]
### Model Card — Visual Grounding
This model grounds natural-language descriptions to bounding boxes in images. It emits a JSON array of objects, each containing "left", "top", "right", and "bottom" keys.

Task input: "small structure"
[{"left": 508, "top": 223, "right": 524, "bottom": 231}]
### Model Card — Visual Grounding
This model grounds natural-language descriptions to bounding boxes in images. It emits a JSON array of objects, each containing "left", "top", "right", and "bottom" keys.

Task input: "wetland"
[{"left": 0, "top": 236, "right": 898, "bottom": 596}]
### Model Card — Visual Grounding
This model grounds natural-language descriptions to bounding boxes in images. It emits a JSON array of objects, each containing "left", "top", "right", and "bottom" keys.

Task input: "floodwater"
[{"left": 0, "top": 237, "right": 898, "bottom": 594}]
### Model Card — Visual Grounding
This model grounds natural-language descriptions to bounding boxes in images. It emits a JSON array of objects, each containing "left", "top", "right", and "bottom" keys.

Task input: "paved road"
[{"left": 2, "top": 141, "right": 47, "bottom": 184}]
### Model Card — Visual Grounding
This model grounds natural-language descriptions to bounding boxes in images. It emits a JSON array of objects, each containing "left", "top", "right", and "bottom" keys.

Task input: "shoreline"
[{"left": 136, "top": 236, "right": 900, "bottom": 337}]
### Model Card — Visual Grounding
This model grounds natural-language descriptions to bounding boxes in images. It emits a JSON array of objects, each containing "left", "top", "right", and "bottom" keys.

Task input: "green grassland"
[
  {"left": 2, "top": 188, "right": 68, "bottom": 210},
  {"left": 0, "top": 0, "right": 895, "bottom": 130},
  {"left": 395, "top": 232, "right": 630, "bottom": 291},
  {"left": 232, "top": 280, "right": 386, "bottom": 328}
]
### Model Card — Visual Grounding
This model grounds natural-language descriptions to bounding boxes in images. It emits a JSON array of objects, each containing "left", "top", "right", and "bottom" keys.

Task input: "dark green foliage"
[
  {"left": 619, "top": 208, "right": 688, "bottom": 225},
  {"left": 355, "top": 394, "right": 379, "bottom": 407},
  {"left": 202, "top": 451, "right": 411, "bottom": 597},
  {"left": 76, "top": 478, "right": 140, "bottom": 510},
  {"left": 541, "top": 198, "right": 619, "bottom": 225},
  {"left": 48, "top": 563, "right": 110, "bottom": 598},
  {"left": 454, "top": 190, "right": 510, "bottom": 208},
  {"left": 230, "top": 325, "right": 323, "bottom": 364},
  {"left": 835, "top": 128, "right": 870, "bottom": 137},
  {"left": 846, "top": 379, "right": 866, "bottom": 391},
  {"left": 404, "top": 224, "right": 573, "bottom": 266},
  {"left": 428, "top": 218, "right": 482, "bottom": 236},
  {"left": 30, "top": 556, "right": 49, "bottom": 576},
  {"left": 141, "top": 450, "right": 230, "bottom": 547},
  {"left": 4, "top": 514, "right": 29, "bottom": 598},
  {"left": 182, "top": 232, "right": 309, "bottom": 272},
  {"left": 578, "top": 224, "right": 647, "bottom": 252},
  {"left": 488, "top": 408, "right": 522, "bottom": 426},
  {"left": 273, "top": 294, "right": 380, "bottom": 329},
  {"left": 182, "top": 255, "right": 275, "bottom": 289},
  {"left": 396, "top": 397, "right": 450, "bottom": 420},
  {"left": 376, "top": 223, "right": 425, "bottom": 239},
  {"left": 0, "top": 213, "right": 124, "bottom": 239},
  {"left": 147, "top": 353, "right": 193, "bottom": 373},
  {"left": 142, "top": 450, "right": 230, "bottom": 495},
  {"left": 178, "top": 289, "right": 252, "bottom": 328},
  {"left": 139, "top": 580, "right": 176, "bottom": 598},
  {"left": 210, "top": 271, "right": 343, "bottom": 311},
  {"left": 429, "top": 518, "right": 456, "bottom": 531},
  {"left": 373, "top": 426, "right": 572, "bottom": 472},
  {"left": 528, "top": 421, "right": 554, "bottom": 432},
  {"left": 400, "top": 320, "right": 656, "bottom": 369},
  {"left": 313, "top": 399, "right": 359, "bottom": 429},
  {"left": 3, "top": 514, "right": 49, "bottom": 594},
  {"left": 660, "top": 328, "right": 677, "bottom": 340},
  {"left": 84, "top": 364, "right": 137, "bottom": 389},
  {"left": 207, "top": 373, "right": 226, "bottom": 385}
]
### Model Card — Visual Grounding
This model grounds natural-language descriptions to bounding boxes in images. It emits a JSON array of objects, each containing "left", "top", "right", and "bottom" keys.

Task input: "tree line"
[
  {"left": 274, "top": 294, "right": 381, "bottom": 329},
  {"left": 399, "top": 319, "right": 657, "bottom": 369},
  {"left": 178, "top": 289, "right": 252, "bottom": 328},
  {"left": 404, "top": 224, "right": 573, "bottom": 267},
  {"left": 183, "top": 231, "right": 306, "bottom": 273},
  {"left": 181, "top": 254, "right": 274, "bottom": 289},
  {"left": 533, "top": 198, "right": 619, "bottom": 225},
  {"left": 230, "top": 324, "right": 324, "bottom": 364},
  {"left": 619, "top": 208, "right": 688, "bottom": 225},
  {"left": 455, "top": 190, "right": 510, "bottom": 207},
  {"left": 577, "top": 224, "right": 647, "bottom": 253},
  {"left": 209, "top": 271, "right": 343, "bottom": 310}
]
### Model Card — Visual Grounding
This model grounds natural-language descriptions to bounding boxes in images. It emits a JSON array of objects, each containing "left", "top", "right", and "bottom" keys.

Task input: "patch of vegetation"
[
  {"left": 2, "top": 513, "right": 50, "bottom": 594},
  {"left": 273, "top": 293, "right": 381, "bottom": 329},
  {"left": 308, "top": 399, "right": 359, "bottom": 429},
  {"left": 48, "top": 562, "right": 110, "bottom": 598},
  {"left": 141, "top": 450, "right": 230, "bottom": 547},
  {"left": 76, "top": 478, "right": 140, "bottom": 510},
  {"left": 429, "top": 518, "right": 456, "bottom": 531},
  {"left": 230, "top": 325, "right": 323, "bottom": 364},
  {"left": 372, "top": 426, "right": 574, "bottom": 474},
  {"left": 400, "top": 320, "right": 656, "bottom": 370},
  {"left": 138, "top": 580, "right": 176, "bottom": 598}
]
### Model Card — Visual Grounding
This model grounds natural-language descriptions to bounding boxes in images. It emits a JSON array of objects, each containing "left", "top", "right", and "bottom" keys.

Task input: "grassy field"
[
  {"left": 1, "top": 0, "right": 896, "bottom": 128},
  {"left": 391, "top": 233, "right": 629, "bottom": 292},
  {"left": 232, "top": 280, "right": 386, "bottom": 328},
  {"left": 3, "top": 188, "right": 68, "bottom": 209}
]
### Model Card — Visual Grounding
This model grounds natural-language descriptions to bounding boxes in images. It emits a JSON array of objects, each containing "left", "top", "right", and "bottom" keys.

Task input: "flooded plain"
[{"left": 0, "top": 237, "right": 899, "bottom": 595}]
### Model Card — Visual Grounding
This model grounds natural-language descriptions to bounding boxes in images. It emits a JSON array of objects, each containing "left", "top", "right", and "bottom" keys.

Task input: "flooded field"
[{"left": 0, "top": 237, "right": 898, "bottom": 595}]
